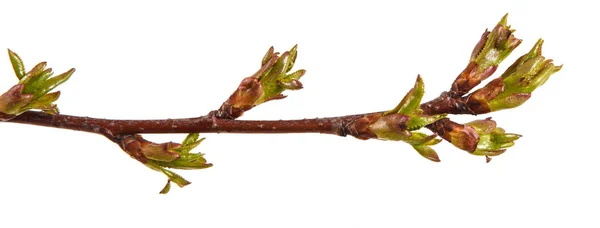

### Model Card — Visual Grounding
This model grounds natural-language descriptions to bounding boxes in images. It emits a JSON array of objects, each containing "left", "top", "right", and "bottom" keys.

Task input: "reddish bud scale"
[
  {"left": 120, "top": 135, "right": 149, "bottom": 163},
  {"left": 0, "top": 84, "right": 34, "bottom": 120},
  {"left": 216, "top": 76, "right": 264, "bottom": 119},
  {"left": 450, "top": 62, "right": 498, "bottom": 98},
  {"left": 428, "top": 118, "right": 479, "bottom": 152},
  {"left": 345, "top": 113, "right": 382, "bottom": 140}
]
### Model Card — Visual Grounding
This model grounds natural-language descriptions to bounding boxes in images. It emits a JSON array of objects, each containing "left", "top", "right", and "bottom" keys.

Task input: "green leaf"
[
  {"left": 253, "top": 45, "right": 306, "bottom": 105},
  {"left": 19, "top": 62, "right": 47, "bottom": 85},
  {"left": 159, "top": 180, "right": 172, "bottom": 194},
  {"left": 23, "top": 68, "right": 53, "bottom": 96},
  {"left": 280, "top": 69, "right": 306, "bottom": 81},
  {"left": 8, "top": 49, "right": 26, "bottom": 79},
  {"left": 277, "top": 78, "right": 303, "bottom": 90},
  {"left": 181, "top": 133, "right": 200, "bottom": 147},
  {"left": 284, "top": 45, "right": 298, "bottom": 73},
  {"left": 21, "top": 91, "right": 61, "bottom": 114},
  {"left": 156, "top": 165, "right": 191, "bottom": 187},
  {"left": 265, "top": 52, "right": 287, "bottom": 81},
  {"left": 176, "top": 136, "right": 205, "bottom": 154},
  {"left": 386, "top": 75, "right": 424, "bottom": 115},
  {"left": 406, "top": 113, "right": 446, "bottom": 131},
  {"left": 261, "top": 46, "right": 274, "bottom": 65},
  {"left": 412, "top": 145, "right": 440, "bottom": 162},
  {"left": 36, "top": 68, "right": 75, "bottom": 98},
  {"left": 157, "top": 154, "right": 213, "bottom": 170}
]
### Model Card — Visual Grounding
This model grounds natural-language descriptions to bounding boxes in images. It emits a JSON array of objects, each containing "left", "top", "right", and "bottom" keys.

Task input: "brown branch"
[
  {"left": 8, "top": 110, "right": 375, "bottom": 138},
  {"left": 6, "top": 95, "right": 468, "bottom": 142},
  {"left": 0, "top": 15, "right": 561, "bottom": 193}
]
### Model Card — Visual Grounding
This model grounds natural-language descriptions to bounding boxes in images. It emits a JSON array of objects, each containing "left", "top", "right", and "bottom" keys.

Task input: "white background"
[{"left": 0, "top": 0, "right": 597, "bottom": 227}]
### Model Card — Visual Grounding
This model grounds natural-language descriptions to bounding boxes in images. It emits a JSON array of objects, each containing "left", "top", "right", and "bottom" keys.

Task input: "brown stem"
[
  {"left": 7, "top": 111, "right": 374, "bottom": 138},
  {"left": 5, "top": 91, "right": 474, "bottom": 141}
]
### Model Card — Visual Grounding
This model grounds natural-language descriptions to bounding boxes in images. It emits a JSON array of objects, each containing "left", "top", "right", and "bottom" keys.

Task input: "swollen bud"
[
  {"left": 487, "top": 39, "right": 561, "bottom": 112},
  {"left": 368, "top": 75, "right": 445, "bottom": 162},
  {"left": 119, "top": 133, "right": 212, "bottom": 194},
  {"left": 471, "top": 14, "right": 522, "bottom": 70},
  {"left": 464, "top": 118, "right": 522, "bottom": 156},
  {"left": 452, "top": 14, "right": 522, "bottom": 97},
  {"left": 0, "top": 50, "right": 73, "bottom": 119}
]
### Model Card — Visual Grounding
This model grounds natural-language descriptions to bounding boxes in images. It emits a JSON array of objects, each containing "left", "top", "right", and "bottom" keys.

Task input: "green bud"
[
  {"left": 371, "top": 75, "right": 446, "bottom": 161},
  {"left": 465, "top": 119, "right": 521, "bottom": 156},
  {"left": 471, "top": 14, "right": 522, "bottom": 70},
  {"left": 255, "top": 45, "right": 306, "bottom": 105},
  {"left": 384, "top": 75, "right": 446, "bottom": 130},
  {"left": 487, "top": 39, "right": 562, "bottom": 111},
  {"left": 220, "top": 45, "right": 306, "bottom": 119},
  {"left": 0, "top": 84, "right": 33, "bottom": 118},
  {"left": 0, "top": 50, "right": 74, "bottom": 118},
  {"left": 386, "top": 75, "right": 425, "bottom": 115},
  {"left": 121, "top": 133, "right": 213, "bottom": 193},
  {"left": 154, "top": 133, "right": 212, "bottom": 170}
]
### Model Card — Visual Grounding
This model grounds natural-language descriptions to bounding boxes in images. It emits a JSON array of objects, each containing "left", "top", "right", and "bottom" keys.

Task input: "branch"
[
  {"left": 0, "top": 14, "right": 562, "bottom": 193},
  {"left": 8, "top": 110, "right": 364, "bottom": 136}
]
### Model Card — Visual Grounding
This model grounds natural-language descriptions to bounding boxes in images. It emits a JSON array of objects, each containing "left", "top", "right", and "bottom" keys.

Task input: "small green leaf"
[
  {"left": 37, "top": 68, "right": 75, "bottom": 98},
  {"left": 159, "top": 180, "right": 172, "bottom": 194},
  {"left": 21, "top": 91, "right": 61, "bottom": 113},
  {"left": 181, "top": 133, "right": 200, "bottom": 147},
  {"left": 412, "top": 145, "right": 441, "bottom": 162},
  {"left": 404, "top": 131, "right": 439, "bottom": 146},
  {"left": 23, "top": 68, "right": 53, "bottom": 96},
  {"left": 19, "top": 62, "right": 47, "bottom": 85},
  {"left": 261, "top": 46, "right": 274, "bottom": 65},
  {"left": 158, "top": 154, "right": 213, "bottom": 170},
  {"left": 176, "top": 137, "right": 205, "bottom": 154},
  {"left": 277, "top": 78, "right": 303, "bottom": 90},
  {"left": 284, "top": 45, "right": 298, "bottom": 73},
  {"left": 8, "top": 49, "right": 26, "bottom": 79},
  {"left": 266, "top": 52, "right": 287, "bottom": 81},
  {"left": 155, "top": 165, "right": 191, "bottom": 187},
  {"left": 406, "top": 113, "right": 446, "bottom": 131},
  {"left": 386, "top": 75, "right": 424, "bottom": 115},
  {"left": 281, "top": 69, "right": 305, "bottom": 81}
]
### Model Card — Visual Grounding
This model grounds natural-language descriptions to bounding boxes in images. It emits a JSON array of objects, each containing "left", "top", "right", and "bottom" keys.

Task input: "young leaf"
[
  {"left": 36, "top": 68, "right": 75, "bottom": 98},
  {"left": 8, "top": 49, "right": 26, "bottom": 79}
]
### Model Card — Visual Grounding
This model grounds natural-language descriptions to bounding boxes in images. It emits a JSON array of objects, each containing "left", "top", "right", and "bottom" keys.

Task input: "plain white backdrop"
[{"left": 0, "top": 0, "right": 597, "bottom": 227}]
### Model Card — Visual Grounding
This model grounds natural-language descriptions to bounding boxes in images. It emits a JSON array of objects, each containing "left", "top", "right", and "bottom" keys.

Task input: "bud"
[
  {"left": 463, "top": 39, "right": 561, "bottom": 113},
  {"left": 451, "top": 14, "right": 522, "bottom": 97},
  {"left": 0, "top": 49, "right": 73, "bottom": 119},
  {"left": 489, "top": 40, "right": 561, "bottom": 111},
  {"left": 119, "top": 133, "right": 212, "bottom": 193},
  {"left": 0, "top": 84, "right": 33, "bottom": 119},
  {"left": 218, "top": 45, "right": 306, "bottom": 118},
  {"left": 368, "top": 75, "right": 445, "bottom": 162},
  {"left": 254, "top": 45, "right": 306, "bottom": 104},
  {"left": 430, "top": 118, "right": 480, "bottom": 152},
  {"left": 465, "top": 118, "right": 521, "bottom": 156},
  {"left": 471, "top": 14, "right": 522, "bottom": 70}
]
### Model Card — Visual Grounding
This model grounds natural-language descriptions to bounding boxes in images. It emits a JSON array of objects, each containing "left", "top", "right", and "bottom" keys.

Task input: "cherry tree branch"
[{"left": 0, "top": 14, "right": 561, "bottom": 193}]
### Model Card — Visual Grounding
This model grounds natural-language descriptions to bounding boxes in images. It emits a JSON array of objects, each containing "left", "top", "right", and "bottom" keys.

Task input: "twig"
[{"left": 0, "top": 14, "right": 561, "bottom": 193}]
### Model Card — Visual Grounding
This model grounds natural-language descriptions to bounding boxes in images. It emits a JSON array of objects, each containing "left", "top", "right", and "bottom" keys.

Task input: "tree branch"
[
  {"left": 0, "top": 14, "right": 561, "bottom": 193},
  {"left": 8, "top": 110, "right": 369, "bottom": 137}
]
